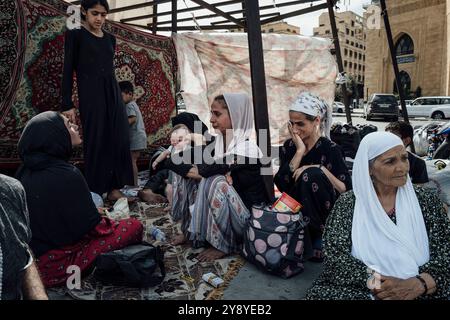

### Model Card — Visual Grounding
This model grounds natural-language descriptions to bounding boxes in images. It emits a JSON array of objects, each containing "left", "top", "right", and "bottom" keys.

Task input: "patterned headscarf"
[{"left": 289, "top": 92, "right": 332, "bottom": 138}]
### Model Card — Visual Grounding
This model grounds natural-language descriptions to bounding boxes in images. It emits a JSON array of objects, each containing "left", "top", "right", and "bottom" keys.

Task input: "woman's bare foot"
[
  {"left": 170, "top": 234, "right": 187, "bottom": 246},
  {"left": 197, "top": 247, "right": 227, "bottom": 262},
  {"left": 107, "top": 189, "right": 125, "bottom": 202},
  {"left": 138, "top": 189, "right": 167, "bottom": 203}
]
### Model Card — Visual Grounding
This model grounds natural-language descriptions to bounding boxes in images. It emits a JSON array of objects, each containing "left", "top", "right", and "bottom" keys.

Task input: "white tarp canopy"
[{"left": 173, "top": 32, "right": 337, "bottom": 145}]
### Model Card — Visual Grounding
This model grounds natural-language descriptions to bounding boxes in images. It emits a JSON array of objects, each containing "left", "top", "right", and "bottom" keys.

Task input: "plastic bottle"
[
  {"left": 90, "top": 192, "right": 104, "bottom": 208},
  {"left": 149, "top": 226, "right": 166, "bottom": 242}
]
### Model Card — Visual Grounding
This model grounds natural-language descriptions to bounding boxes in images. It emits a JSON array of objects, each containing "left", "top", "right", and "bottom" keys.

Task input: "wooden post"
[
  {"left": 327, "top": 0, "right": 352, "bottom": 124},
  {"left": 244, "top": 0, "right": 274, "bottom": 201}
]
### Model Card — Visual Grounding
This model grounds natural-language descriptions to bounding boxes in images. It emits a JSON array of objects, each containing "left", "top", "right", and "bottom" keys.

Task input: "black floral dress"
[
  {"left": 274, "top": 137, "right": 351, "bottom": 244},
  {"left": 305, "top": 187, "right": 450, "bottom": 300}
]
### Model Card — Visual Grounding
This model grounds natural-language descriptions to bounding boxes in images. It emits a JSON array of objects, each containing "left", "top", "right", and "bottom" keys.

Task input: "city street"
[{"left": 332, "top": 108, "right": 450, "bottom": 131}]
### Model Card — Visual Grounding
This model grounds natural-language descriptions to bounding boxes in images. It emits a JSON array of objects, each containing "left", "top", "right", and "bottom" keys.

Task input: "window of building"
[
  {"left": 314, "top": 32, "right": 318, "bottom": 36},
  {"left": 351, "top": 31, "right": 354, "bottom": 37},
  {"left": 269, "top": 28, "right": 274, "bottom": 33},
  {"left": 349, "top": 51, "right": 353, "bottom": 58},
  {"left": 346, "top": 28, "right": 350, "bottom": 35},
  {"left": 293, "top": 30, "right": 297, "bottom": 33},
  {"left": 395, "top": 34, "right": 414, "bottom": 56},
  {"left": 344, "top": 60, "right": 348, "bottom": 67},
  {"left": 349, "top": 62, "right": 353, "bottom": 68},
  {"left": 346, "top": 39, "right": 350, "bottom": 44},
  {"left": 351, "top": 41, "right": 354, "bottom": 46},
  {"left": 325, "top": 30, "right": 330, "bottom": 34},
  {"left": 359, "top": 53, "right": 362, "bottom": 60},
  {"left": 287, "top": 29, "right": 291, "bottom": 32},
  {"left": 320, "top": 24, "right": 325, "bottom": 27},
  {"left": 344, "top": 48, "right": 348, "bottom": 56},
  {"left": 352, "top": 20, "right": 355, "bottom": 27}
]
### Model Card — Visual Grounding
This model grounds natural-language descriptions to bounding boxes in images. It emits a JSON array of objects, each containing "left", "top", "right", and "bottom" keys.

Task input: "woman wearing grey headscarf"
[{"left": 274, "top": 92, "right": 351, "bottom": 262}]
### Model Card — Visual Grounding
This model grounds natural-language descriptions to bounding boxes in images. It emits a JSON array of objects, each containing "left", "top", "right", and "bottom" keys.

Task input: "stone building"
[
  {"left": 313, "top": 11, "right": 366, "bottom": 85},
  {"left": 364, "top": 0, "right": 450, "bottom": 100},
  {"left": 231, "top": 21, "right": 300, "bottom": 35},
  {"left": 108, "top": 0, "right": 153, "bottom": 25}
]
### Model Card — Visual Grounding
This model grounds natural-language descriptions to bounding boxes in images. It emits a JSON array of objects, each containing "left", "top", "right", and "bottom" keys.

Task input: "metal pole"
[
  {"left": 171, "top": 0, "right": 177, "bottom": 33},
  {"left": 152, "top": 3, "right": 158, "bottom": 34},
  {"left": 241, "top": 1, "right": 247, "bottom": 33},
  {"left": 327, "top": 0, "right": 352, "bottom": 124},
  {"left": 244, "top": 0, "right": 274, "bottom": 201},
  {"left": 379, "top": 0, "right": 414, "bottom": 152}
]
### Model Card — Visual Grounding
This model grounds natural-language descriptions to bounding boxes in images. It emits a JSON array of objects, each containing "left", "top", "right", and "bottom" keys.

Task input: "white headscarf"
[
  {"left": 351, "top": 132, "right": 429, "bottom": 279},
  {"left": 289, "top": 92, "right": 332, "bottom": 138},
  {"left": 213, "top": 93, "right": 263, "bottom": 160}
]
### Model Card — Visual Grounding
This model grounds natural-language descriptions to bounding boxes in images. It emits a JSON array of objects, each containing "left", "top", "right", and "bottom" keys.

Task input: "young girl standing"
[{"left": 61, "top": 0, "right": 133, "bottom": 200}]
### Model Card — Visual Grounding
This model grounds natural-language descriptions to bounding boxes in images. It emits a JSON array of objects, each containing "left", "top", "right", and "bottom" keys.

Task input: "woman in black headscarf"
[{"left": 16, "top": 111, "right": 143, "bottom": 287}]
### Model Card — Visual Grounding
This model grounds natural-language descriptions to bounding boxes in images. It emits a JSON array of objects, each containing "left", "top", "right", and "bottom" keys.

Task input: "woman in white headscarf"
[
  {"left": 274, "top": 92, "right": 351, "bottom": 262},
  {"left": 168, "top": 93, "right": 269, "bottom": 261},
  {"left": 306, "top": 132, "right": 450, "bottom": 300}
]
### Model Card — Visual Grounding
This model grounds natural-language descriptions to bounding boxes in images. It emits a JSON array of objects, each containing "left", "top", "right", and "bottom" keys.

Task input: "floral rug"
[
  {"left": 0, "top": 0, "right": 177, "bottom": 167},
  {"left": 47, "top": 171, "right": 245, "bottom": 300}
]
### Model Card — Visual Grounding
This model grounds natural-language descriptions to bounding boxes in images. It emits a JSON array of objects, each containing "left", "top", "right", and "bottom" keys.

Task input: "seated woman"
[
  {"left": 16, "top": 111, "right": 143, "bottom": 287},
  {"left": 274, "top": 92, "right": 351, "bottom": 262},
  {"left": 169, "top": 93, "right": 270, "bottom": 261},
  {"left": 306, "top": 132, "right": 450, "bottom": 300}
]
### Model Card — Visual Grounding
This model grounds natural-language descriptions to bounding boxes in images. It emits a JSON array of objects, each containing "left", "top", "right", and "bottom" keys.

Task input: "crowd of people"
[{"left": 1, "top": 0, "right": 449, "bottom": 301}]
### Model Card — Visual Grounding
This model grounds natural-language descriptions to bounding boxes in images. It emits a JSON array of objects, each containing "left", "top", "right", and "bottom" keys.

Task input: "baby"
[{"left": 152, "top": 125, "right": 190, "bottom": 212}]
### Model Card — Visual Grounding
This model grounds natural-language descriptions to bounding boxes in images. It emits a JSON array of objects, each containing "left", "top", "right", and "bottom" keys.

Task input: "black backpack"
[{"left": 94, "top": 242, "right": 165, "bottom": 288}]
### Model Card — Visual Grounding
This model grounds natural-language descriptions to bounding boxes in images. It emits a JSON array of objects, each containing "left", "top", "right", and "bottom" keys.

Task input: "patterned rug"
[
  {"left": 0, "top": 0, "right": 177, "bottom": 167},
  {"left": 47, "top": 171, "right": 245, "bottom": 300}
]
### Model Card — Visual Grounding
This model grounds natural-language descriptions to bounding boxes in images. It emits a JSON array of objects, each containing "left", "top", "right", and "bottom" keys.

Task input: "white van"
[{"left": 406, "top": 96, "right": 450, "bottom": 119}]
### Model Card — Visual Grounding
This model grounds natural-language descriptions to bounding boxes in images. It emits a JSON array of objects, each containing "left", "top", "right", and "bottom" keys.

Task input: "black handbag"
[{"left": 93, "top": 242, "right": 165, "bottom": 288}]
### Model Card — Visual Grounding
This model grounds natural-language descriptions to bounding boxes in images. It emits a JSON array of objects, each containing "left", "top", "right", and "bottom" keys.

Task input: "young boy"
[
  {"left": 385, "top": 120, "right": 429, "bottom": 184},
  {"left": 119, "top": 81, "right": 147, "bottom": 186}
]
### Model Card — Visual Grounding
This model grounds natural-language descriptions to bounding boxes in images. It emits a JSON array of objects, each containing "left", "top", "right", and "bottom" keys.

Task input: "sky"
[{"left": 129, "top": 0, "right": 373, "bottom": 36}]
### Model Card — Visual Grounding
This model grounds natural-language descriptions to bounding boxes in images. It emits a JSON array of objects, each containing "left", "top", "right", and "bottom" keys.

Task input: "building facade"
[
  {"left": 231, "top": 21, "right": 300, "bottom": 35},
  {"left": 108, "top": 0, "right": 153, "bottom": 25},
  {"left": 364, "top": 0, "right": 450, "bottom": 100},
  {"left": 313, "top": 11, "right": 366, "bottom": 84}
]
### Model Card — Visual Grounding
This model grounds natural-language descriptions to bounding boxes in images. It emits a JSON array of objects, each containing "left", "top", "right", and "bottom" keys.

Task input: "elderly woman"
[
  {"left": 274, "top": 92, "right": 351, "bottom": 262},
  {"left": 16, "top": 111, "right": 143, "bottom": 287},
  {"left": 167, "top": 93, "right": 270, "bottom": 261},
  {"left": 306, "top": 132, "right": 450, "bottom": 300}
]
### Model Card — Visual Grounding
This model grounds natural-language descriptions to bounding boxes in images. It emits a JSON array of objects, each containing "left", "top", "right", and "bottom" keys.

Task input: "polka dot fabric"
[{"left": 242, "top": 205, "right": 309, "bottom": 278}]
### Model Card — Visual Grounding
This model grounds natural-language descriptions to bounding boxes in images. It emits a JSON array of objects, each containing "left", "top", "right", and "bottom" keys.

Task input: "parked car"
[
  {"left": 332, "top": 101, "right": 353, "bottom": 113},
  {"left": 398, "top": 100, "right": 413, "bottom": 116},
  {"left": 364, "top": 94, "right": 399, "bottom": 121},
  {"left": 406, "top": 96, "right": 450, "bottom": 119}
]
